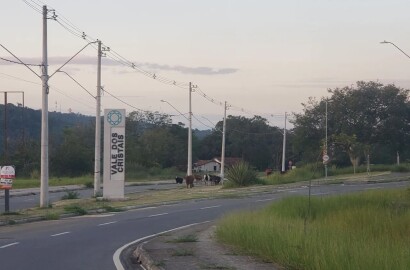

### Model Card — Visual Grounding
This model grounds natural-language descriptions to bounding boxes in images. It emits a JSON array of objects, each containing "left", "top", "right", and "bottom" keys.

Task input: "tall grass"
[
  {"left": 216, "top": 189, "right": 410, "bottom": 270},
  {"left": 266, "top": 163, "right": 410, "bottom": 185}
]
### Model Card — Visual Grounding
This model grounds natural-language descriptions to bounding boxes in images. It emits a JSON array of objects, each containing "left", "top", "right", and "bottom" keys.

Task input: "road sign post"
[{"left": 1, "top": 166, "right": 15, "bottom": 212}]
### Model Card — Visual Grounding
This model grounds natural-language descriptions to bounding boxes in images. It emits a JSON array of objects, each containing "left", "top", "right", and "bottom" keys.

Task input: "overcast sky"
[{"left": 1, "top": 0, "right": 410, "bottom": 129}]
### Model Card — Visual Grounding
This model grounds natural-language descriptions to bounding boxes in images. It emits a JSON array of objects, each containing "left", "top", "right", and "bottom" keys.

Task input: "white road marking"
[
  {"left": 129, "top": 206, "right": 157, "bottom": 212},
  {"left": 50, "top": 231, "right": 70, "bottom": 237},
  {"left": 200, "top": 205, "right": 221, "bottom": 210},
  {"left": 0, "top": 242, "right": 19, "bottom": 249},
  {"left": 23, "top": 198, "right": 35, "bottom": 202},
  {"left": 113, "top": 221, "right": 211, "bottom": 270},
  {"left": 366, "top": 187, "right": 382, "bottom": 190},
  {"left": 256, "top": 198, "right": 274, "bottom": 202},
  {"left": 148, "top": 212, "right": 168, "bottom": 217},
  {"left": 98, "top": 221, "right": 117, "bottom": 226}
]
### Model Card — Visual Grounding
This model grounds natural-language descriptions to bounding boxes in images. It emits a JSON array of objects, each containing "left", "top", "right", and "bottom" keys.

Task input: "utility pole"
[
  {"left": 325, "top": 100, "right": 328, "bottom": 179},
  {"left": 40, "top": 5, "right": 49, "bottom": 208},
  {"left": 94, "top": 40, "right": 102, "bottom": 196},
  {"left": 281, "top": 112, "right": 287, "bottom": 172},
  {"left": 220, "top": 101, "right": 227, "bottom": 182},
  {"left": 397, "top": 151, "right": 400, "bottom": 165},
  {"left": 3, "top": 92, "right": 9, "bottom": 212},
  {"left": 187, "top": 82, "right": 193, "bottom": 176}
]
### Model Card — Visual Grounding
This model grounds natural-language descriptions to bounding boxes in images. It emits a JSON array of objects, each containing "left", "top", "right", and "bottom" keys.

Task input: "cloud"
[{"left": 0, "top": 55, "right": 238, "bottom": 75}]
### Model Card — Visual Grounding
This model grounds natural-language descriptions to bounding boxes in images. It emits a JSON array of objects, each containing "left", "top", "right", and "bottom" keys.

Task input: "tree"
[
  {"left": 292, "top": 81, "right": 410, "bottom": 165},
  {"left": 198, "top": 115, "right": 285, "bottom": 170}
]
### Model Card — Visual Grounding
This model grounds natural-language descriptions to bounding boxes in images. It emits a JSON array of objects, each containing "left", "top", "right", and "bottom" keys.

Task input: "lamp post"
[{"left": 380, "top": 40, "right": 409, "bottom": 166}]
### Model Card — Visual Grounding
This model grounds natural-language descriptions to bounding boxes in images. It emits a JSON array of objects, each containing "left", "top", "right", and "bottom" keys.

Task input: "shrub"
[
  {"left": 30, "top": 169, "right": 40, "bottom": 179},
  {"left": 84, "top": 181, "right": 94, "bottom": 188},
  {"left": 44, "top": 212, "right": 60, "bottom": 220},
  {"left": 64, "top": 205, "right": 87, "bottom": 215},
  {"left": 61, "top": 191, "right": 80, "bottom": 200},
  {"left": 226, "top": 161, "right": 258, "bottom": 187}
]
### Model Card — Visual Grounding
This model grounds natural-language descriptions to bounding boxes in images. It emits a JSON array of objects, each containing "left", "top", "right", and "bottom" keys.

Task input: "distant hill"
[
  {"left": 0, "top": 104, "right": 94, "bottom": 152},
  {"left": 193, "top": 129, "right": 212, "bottom": 140}
]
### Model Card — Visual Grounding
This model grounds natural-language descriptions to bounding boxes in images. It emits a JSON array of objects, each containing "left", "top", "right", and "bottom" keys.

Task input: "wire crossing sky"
[{"left": 2, "top": 0, "right": 410, "bottom": 129}]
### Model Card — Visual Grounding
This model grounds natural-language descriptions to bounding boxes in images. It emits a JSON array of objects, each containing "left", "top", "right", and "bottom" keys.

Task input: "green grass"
[
  {"left": 12, "top": 175, "right": 94, "bottom": 189},
  {"left": 216, "top": 188, "right": 410, "bottom": 270},
  {"left": 266, "top": 163, "right": 410, "bottom": 185}
]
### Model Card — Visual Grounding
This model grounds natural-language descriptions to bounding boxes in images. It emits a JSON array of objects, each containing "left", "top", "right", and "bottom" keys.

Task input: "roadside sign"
[
  {"left": 322, "top": 155, "right": 330, "bottom": 164},
  {"left": 0, "top": 166, "right": 15, "bottom": 189}
]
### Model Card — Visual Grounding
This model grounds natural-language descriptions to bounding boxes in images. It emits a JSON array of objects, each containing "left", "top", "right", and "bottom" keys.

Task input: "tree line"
[{"left": 0, "top": 81, "right": 409, "bottom": 177}]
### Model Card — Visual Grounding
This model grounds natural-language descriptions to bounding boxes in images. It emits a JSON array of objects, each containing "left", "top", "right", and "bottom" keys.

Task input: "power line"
[
  {"left": 22, "top": 0, "right": 288, "bottom": 121},
  {"left": 0, "top": 57, "right": 41, "bottom": 66}
]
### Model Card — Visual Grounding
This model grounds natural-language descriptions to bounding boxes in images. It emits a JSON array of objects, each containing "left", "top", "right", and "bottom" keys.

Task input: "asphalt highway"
[
  {"left": 0, "top": 181, "right": 408, "bottom": 270},
  {"left": 0, "top": 183, "right": 178, "bottom": 212}
]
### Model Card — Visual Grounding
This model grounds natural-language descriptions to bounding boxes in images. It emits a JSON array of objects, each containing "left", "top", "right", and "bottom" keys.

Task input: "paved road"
[
  {"left": 0, "top": 182, "right": 179, "bottom": 212},
  {"left": 0, "top": 181, "right": 408, "bottom": 270}
]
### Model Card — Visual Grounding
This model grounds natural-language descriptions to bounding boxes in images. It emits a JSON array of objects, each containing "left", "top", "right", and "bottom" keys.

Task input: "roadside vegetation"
[
  {"left": 216, "top": 188, "right": 410, "bottom": 270},
  {"left": 266, "top": 163, "right": 410, "bottom": 185}
]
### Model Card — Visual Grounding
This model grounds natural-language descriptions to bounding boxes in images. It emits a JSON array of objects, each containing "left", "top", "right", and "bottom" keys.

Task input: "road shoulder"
[{"left": 132, "top": 222, "right": 279, "bottom": 270}]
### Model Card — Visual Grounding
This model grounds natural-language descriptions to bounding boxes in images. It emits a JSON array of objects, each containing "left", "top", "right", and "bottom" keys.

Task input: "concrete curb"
[{"left": 133, "top": 243, "right": 163, "bottom": 270}]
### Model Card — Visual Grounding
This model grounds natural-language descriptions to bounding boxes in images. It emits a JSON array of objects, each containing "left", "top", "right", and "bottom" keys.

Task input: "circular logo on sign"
[{"left": 107, "top": 110, "right": 122, "bottom": 126}]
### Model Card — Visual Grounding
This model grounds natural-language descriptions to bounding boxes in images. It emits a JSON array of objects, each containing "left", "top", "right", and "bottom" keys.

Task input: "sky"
[{"left": 1, "top": 0, "right": 410, "bottom": 129}]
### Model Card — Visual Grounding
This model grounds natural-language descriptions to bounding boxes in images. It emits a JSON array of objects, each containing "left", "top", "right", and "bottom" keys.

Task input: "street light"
[
  {"left": 380, "top": 40, "right": 408, "bottom": 165},
  {"left": 380, "top": 40, "right": 410, "bottom": 59}
]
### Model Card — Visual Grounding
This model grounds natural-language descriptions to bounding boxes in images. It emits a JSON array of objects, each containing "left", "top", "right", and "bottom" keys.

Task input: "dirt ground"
[{"left": 132, "top": 222, "right": 281, "bottom": 270}]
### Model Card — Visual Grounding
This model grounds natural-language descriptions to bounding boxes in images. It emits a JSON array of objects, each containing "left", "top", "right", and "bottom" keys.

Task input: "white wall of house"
[{"left": 195, "top": 161, "right": 220, "bottom": 172}]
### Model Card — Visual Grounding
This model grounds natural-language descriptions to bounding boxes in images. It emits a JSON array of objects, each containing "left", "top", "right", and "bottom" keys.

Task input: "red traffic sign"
[{"left": 322, "top": 155, "right": 330, "bottom": 164}]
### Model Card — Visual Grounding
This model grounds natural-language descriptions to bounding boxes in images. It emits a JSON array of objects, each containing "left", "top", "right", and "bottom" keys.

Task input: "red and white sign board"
[{"left": 0, "top": 166, "right": 15, "bottom": 189}]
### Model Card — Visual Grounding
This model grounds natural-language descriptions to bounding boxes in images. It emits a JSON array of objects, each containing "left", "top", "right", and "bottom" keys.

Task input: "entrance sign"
[
  {"left": 0, "top": 166, "right": 15, "bottom": 189},
  {"left": 103, "top": 109, "right": 126, "bottom": 199}
]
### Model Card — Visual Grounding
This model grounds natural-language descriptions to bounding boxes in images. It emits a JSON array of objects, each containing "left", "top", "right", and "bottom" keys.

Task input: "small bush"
[
  {"left": 226, "top": 161, "right": 257, "bottom": 187},
  {"left": 64, "top": 205, "right": 87, "bottom": 215},
  {"left": 30, "top": 169, "right": 40, "bottom": 179},
  {"left": 61, "top": 191, "right": 80, "bottom": 200},
  {"left": 44, "top": 212, "right": 60, "bottom": 220},
  {"left": 102, "top": 205, "right": 123, "bottom": 212},
  {"left": 84, "top": 181, "right": 94, "bottom": 188}
]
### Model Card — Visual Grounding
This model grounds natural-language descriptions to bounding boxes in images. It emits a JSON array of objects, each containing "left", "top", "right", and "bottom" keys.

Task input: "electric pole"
[
  {"left": 187, "top": 82, "right": 193, "bottom": 176},
  {"left": 94, "top": 40, "right": 102, "bottom": 196},
  {"left": 40, "top": 5, "right": 49, "bottom": 208},
  {"left": 281, "top": 112, "right": 287, "bottom": 172},
  {"left": 220, "top": 101, "right": 227, "bottom": 182},
  {"left": 325, "top": 100, "right": 328, "bottom": 179},
  {"left": 3, "top": 92, "right": 9, "bottom": 212}
]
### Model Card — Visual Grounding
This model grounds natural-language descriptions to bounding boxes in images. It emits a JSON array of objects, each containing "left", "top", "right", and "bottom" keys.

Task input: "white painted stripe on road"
[
  {"left": 23, "top": 198, "right": 35, "bottom": 202},
  {"left": 366, "top": 187, "right": 382, "bottom": 190},
  {"left": 50, "top": 231, "right": 70, "bottom": 237},
  {"left": 200, "top": 205, "right": 221, "bottom": 210},
  {"left": 0, "top": 242, "right": 19, "bottom": 249},
  {"left": 113, "top": 221, "right": 211, "bottom": 270},
  {"left": 148, "top": 212, "right": 168, "bottom": 217},
  {"left": 129, "top": 206, "right": 157, "bottom": 212},
  {"left": 98, "top": 221, "right": 117, "bottom": 226},
  {"left": 256, "top": 198, "right": 274, "bottom": 202}
]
